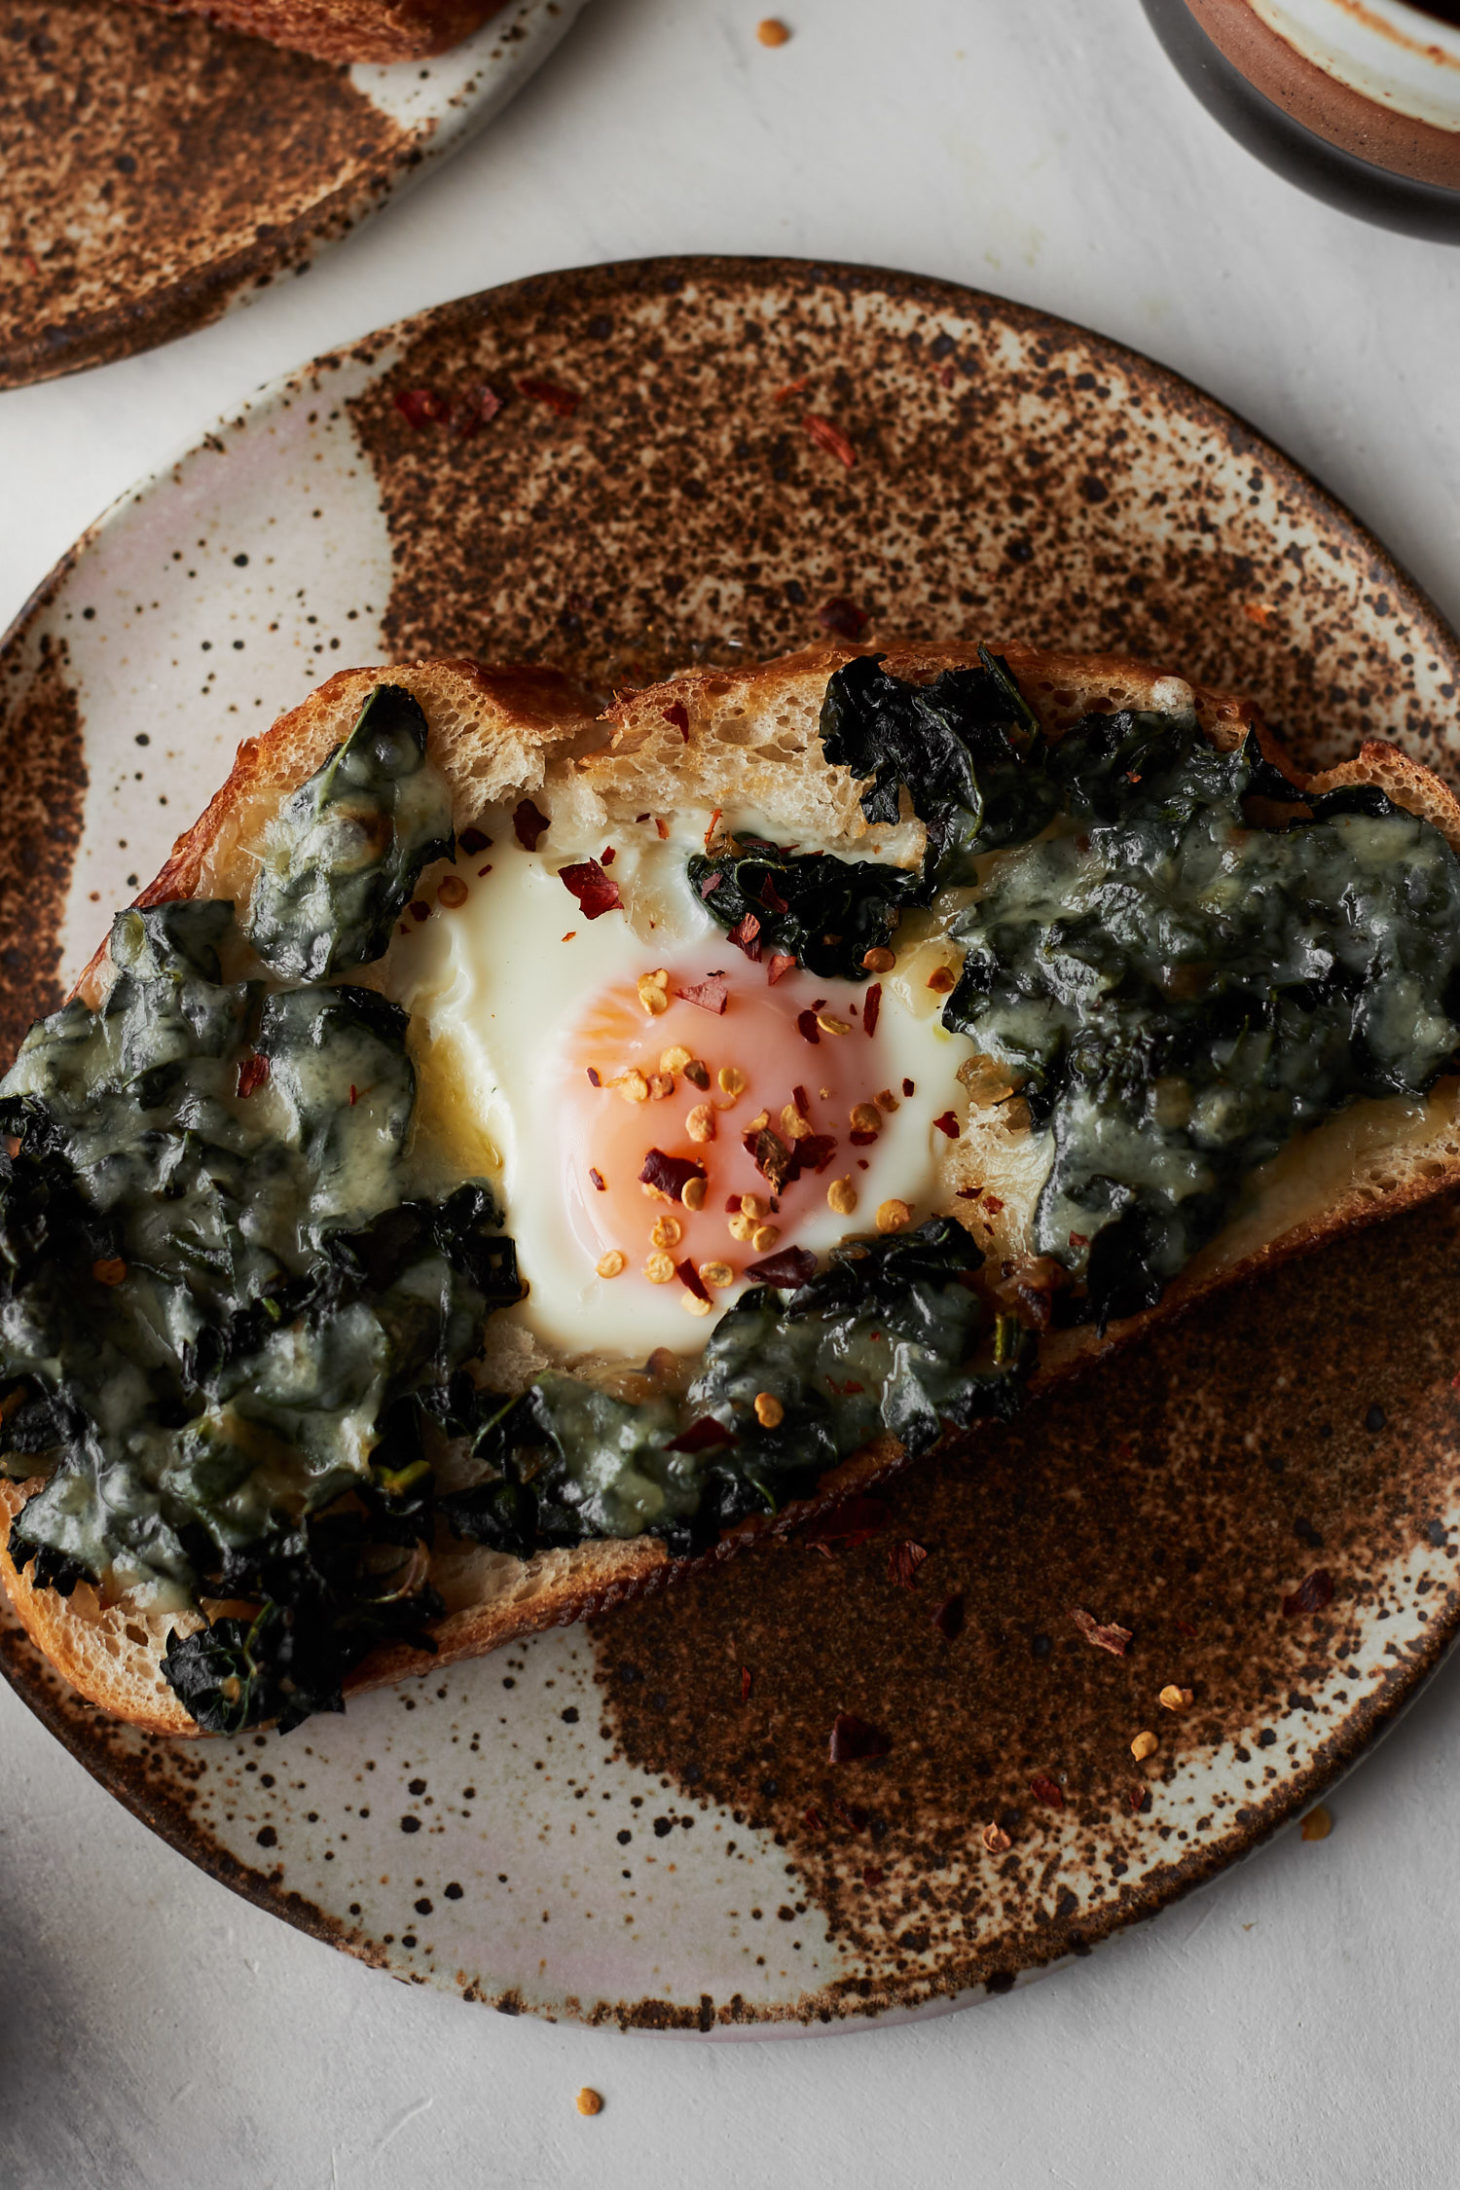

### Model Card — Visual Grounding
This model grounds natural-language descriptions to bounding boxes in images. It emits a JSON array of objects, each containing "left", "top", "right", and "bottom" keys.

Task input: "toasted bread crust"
[
  {"left": 132, "top": 0, "right": 503, "bottom": 63},
  {"left": 12, "top": 640, "right": 1460, "bottom": 1735}
]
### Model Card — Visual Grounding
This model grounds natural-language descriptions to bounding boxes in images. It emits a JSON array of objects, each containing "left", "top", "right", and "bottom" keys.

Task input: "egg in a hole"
[{"left": 393, "top": 800, "right": 965, "bottom": 1361}]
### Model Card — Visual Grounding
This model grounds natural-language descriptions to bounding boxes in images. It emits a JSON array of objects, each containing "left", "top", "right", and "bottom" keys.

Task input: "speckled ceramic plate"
[
  {"left": 0, "top": 0, "right": 588, "bottom": 390},
  {"left": 3, "top": 258, "right": 1460, "bottom": 2033}
]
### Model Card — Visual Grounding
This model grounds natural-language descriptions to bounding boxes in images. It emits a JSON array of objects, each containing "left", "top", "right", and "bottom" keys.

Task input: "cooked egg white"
[{"left": 391, "top": 805, "right": 968, "bottom": 1360}]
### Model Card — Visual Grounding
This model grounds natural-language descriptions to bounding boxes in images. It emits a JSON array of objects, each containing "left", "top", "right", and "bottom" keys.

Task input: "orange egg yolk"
[{"left": 560, "top": 959, "right": 901, "bottom": 1297}]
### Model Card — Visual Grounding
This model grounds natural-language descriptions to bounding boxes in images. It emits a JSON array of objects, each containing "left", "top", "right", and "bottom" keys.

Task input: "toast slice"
[
  {"left": 133, "top": 0, "right": 504, "bottom": 64},
  {"left": 5, "top": 640, "right": 1460, "bottom": 1737}
]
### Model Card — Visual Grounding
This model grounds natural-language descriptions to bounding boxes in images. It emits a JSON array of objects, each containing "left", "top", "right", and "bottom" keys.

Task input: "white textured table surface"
[{"left": 4, "top": 3, "right": 1460, "bottom": 2185}]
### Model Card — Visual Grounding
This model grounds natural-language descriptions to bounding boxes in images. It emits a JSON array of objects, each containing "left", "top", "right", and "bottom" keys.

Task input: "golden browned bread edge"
[{"left": 11, "top": 641, "right": 1460, "bottom": 1732}]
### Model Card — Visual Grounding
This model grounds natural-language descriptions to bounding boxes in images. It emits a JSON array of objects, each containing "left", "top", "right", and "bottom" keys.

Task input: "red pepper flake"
[
  {"left": 586, "top": 1067, "right": 602, "bottom": 1087},
  {"left": 740, "top": 1665, "right": 753, "bottom": 1703},
  {"left": 676, "top": 1258, "right": 711, "bottom": 1303},
  {"left": 863, "top": 982, "right": 882, "bottom": 1037},
  {"left": 802, "top": 1496, "right": 890, "bottom": 1550},
  {"left": 835, "top": 1798, "right": 870, "bottom": 1831},
  {"left": 849, "top": 1130, "right": 879, "bottom": 1148},
  {"left": 982, "top": 1194, "right": 1005, "bottom": 1214},
  {"left": 758, "top": 874, "right": 790, "bottom": 916},
  {"left": 460, "top": 826, "right": 491, "bottom": 855},
  {"left": 455, "top": 382, "right": 504, "bottom": 436},
  {"left": 828, "top": 1712, "right": 890, "bottom": 1764},
  {"left": 861, "top": 1866, "right": 885, "bottom": 1888},
  {"left": 773, "top": 375, "right": 810, "bottom": 403},
  {"left": 601, "top": 846, "right": 616, "bottom": 866},
  {"left": 902, "top": 1077, "right": 915, "bottom": 1097},
  {"left": 932, "top": 1111, "right": 960, "bottom": 1139},
  {"left": 1030, "top": 1773, "right": 1065, "bottom": 1810},
  {"left": 1069, "top": 1231, "right": 1089, "bottom": 1247},
  {"left": 796, "top": 1009, "right": 821, "bottom": 1045},
  {"left": 767, "top": 953, "right": 797, "bottom": 986},
  {"left": 802, "top": 1805, "right": 825, "bottom": 1832},
  {"left": 699, "top": 871, "right": 724, "bottom": 900},
  {"left": 393, "top": 386, "right": 451, "bottom": 428},
  {"left": 887, "top": 1540, "right": 929, "bottom": 1589},
  {"left": 655, "top": 817, "right": 670, "bottom": 841},
  {"left": 724, "top": 1196, "right": 741, "bottom": 1214},
  {"left": 728, "top": 911, "right": 763, "bottom": 961},
  {"left": 639, "top": 1149, "right": 708, "bottom": 1203},
  {"left": 667, "top": 1415, "right": 735, "bottom": 1454},
  {"left": 409, "top": 899, "right": 430, "bottom": 922},
  {"left": 803, "top": 413, "right": 856, "bottom": 469},
  {"left": 517, "top": 375, "right": 581, "bottom": 416},
  {"left": 818, "top": 595, "right": 870, "bottom": 640},
  {"left": 1128, "top": 1784, "right": 1152, "bottom": 1815},
  {"left": 513, "top": 798, "right": 550, "bottom": 850},
  {"left": 745, "top": 1244, "right": 818, "bottom": 1290},
  {"left": 235, "top": 1052, "right": 269, "bottom": 1098},
  {"left": 792, "top": 1133, "right": 838, "bottom": 1177},
  {"left": 676, "top": 975, "right": 728, "bottom": 1014},
  {"left": 704, "top": 809, "right": 722, "bottom": 849},
  {"left": 1071, "top": 1608, "right": 1133, "bottom": 1657},
  {"left": 663, "top": 701, "right": 690, "bottom": 741},
  {"left": 792, "top": 1084, "right": 810, "bottom": 1117},
  {"left": 1281, "top": 1568, "right": 1335, "bottom": 1618},
  {"left": 930, "top": 1593, "right": 965, "bottom": 1641},
  {"left": 745, "top": 1125, "right": 792, "bottom": 1189},
  {"left": 348, "top": 1085, "right": 358, "bottom": 1106},
  {"left": 1175, "top": 1617, "right": 1198, "bottom": 1639},
  {"left": 559, "top": 860, "right": 622, "bottom": 920},
  {"left": 477, "top": 864, "right": 493, "bottom": 878},
  {"left": 589, "top": 1167, "right": 606, "bottom": 1192}
]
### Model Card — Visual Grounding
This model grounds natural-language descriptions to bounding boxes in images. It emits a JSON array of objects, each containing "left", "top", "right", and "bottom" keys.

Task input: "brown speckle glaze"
[
  {"left": 0, "top": 0, "right": 581, "bottom": 389},
  {"left": 0, "top": 1, "right": 411, "bottom": 388},
  {"left": 345, "top": 259, "right": 1458, "bottom": 770},
  {"left": 593, "top": 1190, "right": 1460, "bottom": 2019},
  {"left": 2, "top": 260, "right": 1459, "bottom": 2031},
  {"left": 0, "top": 627, "right": 86, "bottom": 1057}
]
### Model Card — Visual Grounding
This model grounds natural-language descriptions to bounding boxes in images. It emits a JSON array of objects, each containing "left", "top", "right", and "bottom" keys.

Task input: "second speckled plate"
[
  {"left": 0, "top": 0, "right": 588, "bottom": 389},
  {"left": 2, "top": 257, "right": 1460, "bottom": 2032}
]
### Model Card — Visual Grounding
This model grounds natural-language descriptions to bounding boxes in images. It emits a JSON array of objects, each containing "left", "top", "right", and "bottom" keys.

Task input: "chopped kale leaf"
[
  {"left": 447, "top": 1220, "right": 1028, "bottom": 1562},
  {"left": 685, "top": 837, "right": 923, "bottom": 982},
  {"left": 691, "top": 651, "right": 1058, "bottom": 977},
  {"left": 943, "top": 708, "right": 1460, "bottom": 1326},
  {"left": 0, "top": 900, "right": 517, "bottom": 1730},
  {"left": 819, "top": 646, "right": 1057, "bottom": 870},
  {"left": 246, "top": 683, "right": 455, "bottom": 981}
]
